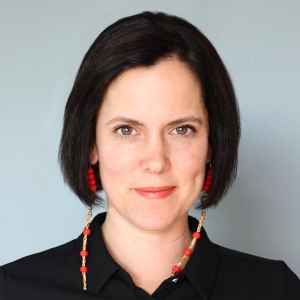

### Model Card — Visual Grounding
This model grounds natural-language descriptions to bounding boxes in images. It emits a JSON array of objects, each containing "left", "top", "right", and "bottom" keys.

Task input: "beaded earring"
[
  {"left": 171, "top": 165, "right": 213, "bottom": 275},
  {"left": 87, "top": 167, "right": 97, "bottom": 191},
  {"left": 80, "top": 167, "right": 97, "bottom": 290},
  {"left": 201, "top": 165, "right": 213, "bottom": 203}
]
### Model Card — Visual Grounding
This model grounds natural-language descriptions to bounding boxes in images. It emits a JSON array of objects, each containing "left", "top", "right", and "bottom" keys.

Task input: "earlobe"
[{"left": 90, "top": 145, "right": 99, "bottom": 165}]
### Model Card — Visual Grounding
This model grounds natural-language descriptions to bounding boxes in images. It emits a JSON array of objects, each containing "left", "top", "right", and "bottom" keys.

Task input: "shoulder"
[
  {"left": 217, "top": 243, "right": 284, "bottom": 264},
  {"left": 213, "top": 244, "right": 300, "bottom": 299},
  {"left": 0, "top": 239, "right": 80, "bottom": 299},
  {"left": 2, "top": 238, "right": 78, "bottom": 269}
]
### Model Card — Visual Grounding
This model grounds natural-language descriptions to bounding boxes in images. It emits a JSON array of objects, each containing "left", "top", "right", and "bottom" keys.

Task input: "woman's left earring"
[
  {"left": 80, "top": 167, "right": 97, "bottom": 290},
  {"left": 200, "top": 164, "right": 212, "bottom": 203},
  {"left": 171, "top": 165, "right": 212, "bottom": 275}
]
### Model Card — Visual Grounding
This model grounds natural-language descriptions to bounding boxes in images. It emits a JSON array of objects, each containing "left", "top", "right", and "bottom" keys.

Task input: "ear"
[
  {"left": 206, "top": 145, "right": 212, "bottom": 163},
  {"left": 90, "top": 145, "right": 99, "bottom": 165}
]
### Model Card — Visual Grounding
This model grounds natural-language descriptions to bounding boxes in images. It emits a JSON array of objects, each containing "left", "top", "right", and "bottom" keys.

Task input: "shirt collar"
[{"left": 76, "top": 212, "right": 219, "bottom": 298}]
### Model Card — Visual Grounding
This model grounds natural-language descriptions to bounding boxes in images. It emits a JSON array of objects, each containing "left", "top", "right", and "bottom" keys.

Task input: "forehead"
[{"left": 99, "top": 59, "right": 206, "bottom": 120}]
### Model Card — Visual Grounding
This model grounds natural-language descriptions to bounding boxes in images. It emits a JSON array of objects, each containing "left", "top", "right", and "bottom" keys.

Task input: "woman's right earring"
[
  {"left": 87, "top": 167, "right": 97, "bottom": 191},
  {"left": 80, "top": 167, "right": 97, "bottom": 291},
  {"left": 80, "top": 208, "right": 92, "bottom": 291}
]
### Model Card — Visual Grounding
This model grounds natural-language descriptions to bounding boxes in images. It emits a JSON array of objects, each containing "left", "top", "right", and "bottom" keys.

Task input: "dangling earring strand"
[
  {"left": 172, "top": 166, "right": 212, "bottom": 275},
  {"left": 80, "top": 167, "right": 97, "bottom": 290}
]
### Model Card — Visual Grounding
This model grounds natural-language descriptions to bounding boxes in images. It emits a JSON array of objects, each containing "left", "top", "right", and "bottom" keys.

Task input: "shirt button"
[{"left": 172, "top": 278, "right": 178, "bottom": 283}]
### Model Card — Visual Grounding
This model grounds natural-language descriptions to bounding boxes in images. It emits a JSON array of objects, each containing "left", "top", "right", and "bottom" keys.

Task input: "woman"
[{"left": 1, "top": 11, "right": 299, "bottom": 299}]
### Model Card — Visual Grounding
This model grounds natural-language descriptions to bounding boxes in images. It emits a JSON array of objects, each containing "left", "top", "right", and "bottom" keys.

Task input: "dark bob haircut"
[{"left": 59, "top": 11, "right": 240, "bottom": 210}]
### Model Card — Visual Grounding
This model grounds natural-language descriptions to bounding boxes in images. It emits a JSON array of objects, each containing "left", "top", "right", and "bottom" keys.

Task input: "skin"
[{"left": 90, "top": 58, "right": 211, "bottom": 294}]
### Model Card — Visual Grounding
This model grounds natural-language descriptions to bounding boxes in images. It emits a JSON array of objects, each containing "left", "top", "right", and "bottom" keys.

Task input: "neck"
[{"left": 100, "top": 209, "right": 192, "bottom": 294}]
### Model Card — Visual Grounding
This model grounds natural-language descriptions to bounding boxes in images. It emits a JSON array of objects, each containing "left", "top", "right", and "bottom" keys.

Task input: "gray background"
[{"left": 0, "top": 0, "right": 299, "bottom": 277}]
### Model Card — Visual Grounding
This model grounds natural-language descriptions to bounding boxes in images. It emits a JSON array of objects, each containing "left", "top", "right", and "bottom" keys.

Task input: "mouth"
[{"left": 134, "top": 186, "right": 176, "bottom": 199}]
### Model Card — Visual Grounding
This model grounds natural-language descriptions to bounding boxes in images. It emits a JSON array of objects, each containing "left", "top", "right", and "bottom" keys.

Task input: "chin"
[{"left": 128, "top": 211, "right": 184, "bottom": 233}]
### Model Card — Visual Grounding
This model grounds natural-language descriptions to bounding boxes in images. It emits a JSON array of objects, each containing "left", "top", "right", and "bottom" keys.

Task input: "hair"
[{"left": 59, "top": 11, "right": 240, "bottom": 210}]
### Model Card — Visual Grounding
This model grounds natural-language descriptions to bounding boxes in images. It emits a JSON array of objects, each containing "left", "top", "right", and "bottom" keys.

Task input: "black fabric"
[{"left": 0, "top": 212, "right": 299, "bottom": 299}]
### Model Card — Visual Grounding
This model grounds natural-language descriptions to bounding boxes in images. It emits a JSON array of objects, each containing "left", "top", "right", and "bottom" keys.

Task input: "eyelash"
[
  {"left": 113, "top": 124, "right": 197, "bottom": 137},
  {"left": 170, "top": 125, "right": 196, "bottom": 136},
  {"left": 114, "top": 125, "right": 138, "bottom": 137}
]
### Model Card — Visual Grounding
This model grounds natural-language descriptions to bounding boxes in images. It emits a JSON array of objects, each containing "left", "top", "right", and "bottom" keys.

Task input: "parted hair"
[{"left": 59, "top": 11, "right": 240, "bottom": 209}]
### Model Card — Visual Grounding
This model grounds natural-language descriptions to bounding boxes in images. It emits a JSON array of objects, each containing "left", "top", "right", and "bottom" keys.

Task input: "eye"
[
  {"left": 115, "top": 125, "right": 137, "bottom": 136},
  {"left": 171, "top": 125, "right": 195, "bottom": 135}
]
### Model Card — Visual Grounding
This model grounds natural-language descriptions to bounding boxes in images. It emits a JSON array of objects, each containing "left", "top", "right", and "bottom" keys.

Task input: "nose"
[{"left": 140, "top": 134, "right": 170, "bottom": 174}]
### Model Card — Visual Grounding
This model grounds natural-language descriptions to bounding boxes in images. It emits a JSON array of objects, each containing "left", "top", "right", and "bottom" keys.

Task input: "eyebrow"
[{"left": 105, "top": 116, "right": 203, "bottom": 126}]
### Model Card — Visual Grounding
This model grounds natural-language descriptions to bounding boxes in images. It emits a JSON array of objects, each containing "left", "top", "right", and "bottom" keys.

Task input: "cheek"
[
  {"left": 98, "top": 142, "right": 137, "bottom": 186},
  {"left": 172, "top": 141, "right": 208, "bottom": 175},
  {"left": 172, "top": 144, "right": 209, "bottom": 198}
]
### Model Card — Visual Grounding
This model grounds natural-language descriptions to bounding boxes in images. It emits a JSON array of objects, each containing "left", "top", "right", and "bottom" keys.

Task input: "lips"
[{"left": 135, "top": 186, "right": 175, "bottom": 199}]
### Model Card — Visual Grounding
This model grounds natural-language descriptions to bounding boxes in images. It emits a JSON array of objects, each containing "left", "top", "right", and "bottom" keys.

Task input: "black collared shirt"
[{"left": 1, "top": 212, "right": 299, "bottom": 299}]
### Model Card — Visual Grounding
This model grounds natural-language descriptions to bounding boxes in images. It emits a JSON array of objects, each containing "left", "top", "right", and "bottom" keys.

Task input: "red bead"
[
  {"left": 172, "top": 266, "right": 181, "bottom": 273},
  {"left": 90, "top": 184, "right": 97, "bottom": 191},
  {"left": 89, "top": 179, "right": 96, "bottom": 186},
  {"left": 192, "top": 232, "right": 201, "bottom": 239},
  {"left": 80, "top": 250, "right": 89, "bottom": 257},
  {"left": 204, "top": 180, "right": 212, "bottom": 186},
  {"left": 88, "top": 173, "right": 95, "bottom": 180},
  {"left": 206, "top": 174, "right": 212, "bottom": 180},
  {"left": 207, "top": 169, "right": 213, "bottom": 175},
  {"left": 87, "top": 168, "right": 94, "bottom": 174},
  {"left": 183, "top": 248, "right": 193, "bottom": 256},
  {"left": 80, "top": 266, "right": 88, "bottom": 272},
  {"left": 83, "top": 228, "right": 91, "bottom": 235},
  {"left": 203, "top": 185, "right": 210, "bottom": 191}
]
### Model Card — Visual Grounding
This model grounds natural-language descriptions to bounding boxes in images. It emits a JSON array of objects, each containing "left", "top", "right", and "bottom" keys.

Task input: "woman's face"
[{"left": 91, "top": 59, "right": 211, "bottom": 232}]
